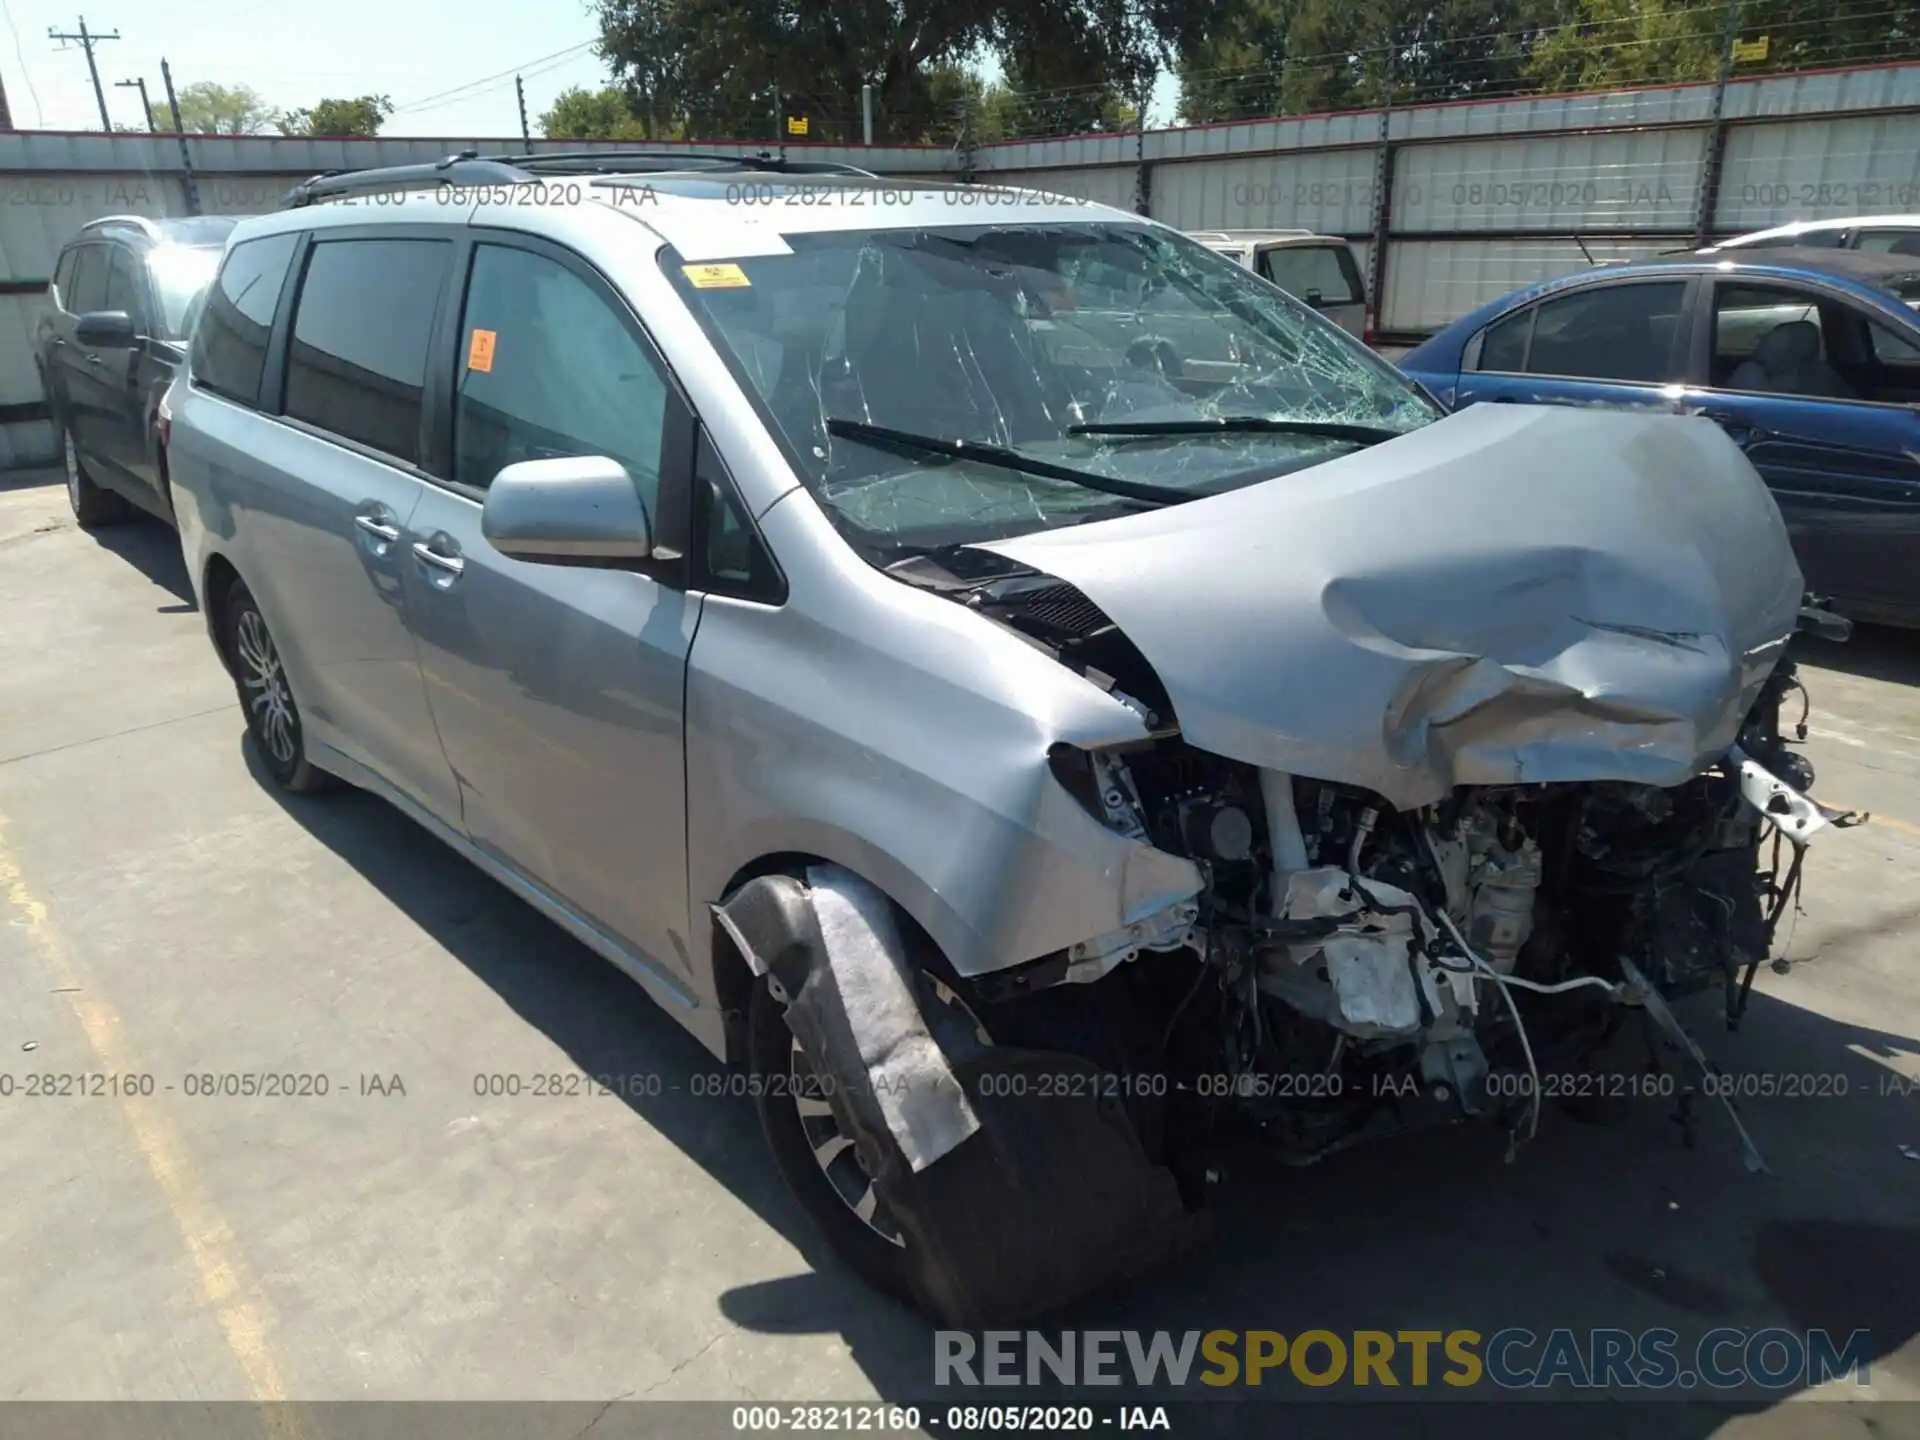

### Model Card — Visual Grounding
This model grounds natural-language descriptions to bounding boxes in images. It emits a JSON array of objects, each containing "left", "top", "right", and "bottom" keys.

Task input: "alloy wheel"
[
  {"left": 235, "top": 609, "right": 298, "bottom": 765},
  {"left": 63, "top": 431, "right": 80, "bottom": 514},
  {"left": 789, "top": 1037, "right": 907, "bottom": 1248}
]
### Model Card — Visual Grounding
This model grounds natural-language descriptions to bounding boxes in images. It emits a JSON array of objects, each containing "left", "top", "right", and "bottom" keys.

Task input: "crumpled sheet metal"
[{"left": 984, "top": 404, "right": 1805, "bottom": 810}]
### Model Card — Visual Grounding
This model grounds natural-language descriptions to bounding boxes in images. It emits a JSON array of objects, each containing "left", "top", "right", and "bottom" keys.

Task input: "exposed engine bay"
[
  {"left": 929, "top": 545, "right": 1862, "bottom": 1179},
  {"left": 710, "top": 395, "right": 1865, "bottom": 1327}
]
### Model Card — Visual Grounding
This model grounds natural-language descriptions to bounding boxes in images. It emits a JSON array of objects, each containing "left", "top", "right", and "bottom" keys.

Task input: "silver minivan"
[{"left": 168, "top": 157, "right": 1841, "bottom": 1326}]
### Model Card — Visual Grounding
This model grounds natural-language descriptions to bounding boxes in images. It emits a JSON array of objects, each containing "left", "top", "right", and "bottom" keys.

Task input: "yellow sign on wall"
[
  {"left": 787, "top": 115, "right": 809, "bottom": 135},
  {"left": 1732, "top": 36, "right": 1770, "bottom": 62}
]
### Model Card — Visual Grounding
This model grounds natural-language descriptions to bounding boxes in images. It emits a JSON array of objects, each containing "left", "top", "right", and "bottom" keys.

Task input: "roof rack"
[
  {"left": 498, "top": 149, "right": 876, "bottom": 177},
  {"left": 280, "top": 148, "right": 877, "bottom": 208}
]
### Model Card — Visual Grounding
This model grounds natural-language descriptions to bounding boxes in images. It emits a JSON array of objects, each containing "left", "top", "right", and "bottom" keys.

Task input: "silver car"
[{"left": 168, "top": 160, "right": 1847, "bottom": 1326}]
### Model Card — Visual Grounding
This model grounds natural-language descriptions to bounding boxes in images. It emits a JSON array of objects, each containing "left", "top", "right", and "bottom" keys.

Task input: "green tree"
[
  {"left": 276, "top": 95, "right": 395, "bottom": 137},
  {"left": 593, "top": 0, "right": 1171, "bottom": 143},
  {"left": 540, "top": 84, "right": 666, "bottom": 140},
  {"left": 1174, "top": 0, "right": 1295, "bottom": 123},
  {"left": 1523, "top": 0, "right": 1719, "bottom": 90},
  {"left": 144, "top": 81, "right": 274, "bottom": 135},
  {"left": 1178, "top": 0, "right": 1568, "bottom": 122}
]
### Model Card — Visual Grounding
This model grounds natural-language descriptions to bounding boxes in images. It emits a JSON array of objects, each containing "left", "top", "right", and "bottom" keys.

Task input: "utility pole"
[
  {"left": 1694, "top": 0, "right": 1745, "bottom": 247},
  {"left": 48, "top": 17, "right": 119, "bottom": 131},
  {"left": 1133, "top": 73, "right": 1151, "bottom": 216},
  {"left": 860, "top": 81, "right": 873, "bottom": 147},
  {"left": 515, "top": 74, "right": 530, "bottom": 147},
  {"left": 161, "top": 58, "right": 201, "bottom": 215},
  {"left": 1366, "top": 41, "right": 1398, "bottom": 341},
  {"left": 771, "top": 84, "right": 784, "bottom": 158},
  {"left": 115, "top": 76, "right": 151, "bottom": 132}
]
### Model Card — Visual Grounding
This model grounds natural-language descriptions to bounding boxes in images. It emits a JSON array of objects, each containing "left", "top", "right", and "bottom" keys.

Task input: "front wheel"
[
  {"left": 750, "top": 975, "right": 917, "bottom": 1304},
  {"left": 63, "top": 424, "right": 129, "bottom": 530},
  {"left": 221, "top": 579, "right": 334, "bottom": 793}
]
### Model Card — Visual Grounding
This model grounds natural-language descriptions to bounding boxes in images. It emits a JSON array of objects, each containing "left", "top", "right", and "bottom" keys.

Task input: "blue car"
[{"left": 1401, "top": 247, "right": 1920, "bottom": 629}]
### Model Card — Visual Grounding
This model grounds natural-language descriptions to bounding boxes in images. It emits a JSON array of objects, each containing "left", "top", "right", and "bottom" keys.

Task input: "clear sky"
[
  {"left": 0, "top": 0, "right": 608, "bottom": 138},
  {"left": 0, "top": 0, "right": 1178, "bottom": 139}
]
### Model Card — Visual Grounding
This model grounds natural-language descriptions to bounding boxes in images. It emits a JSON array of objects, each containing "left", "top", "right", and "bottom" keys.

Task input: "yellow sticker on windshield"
[{"left": 683, "top": 262, "right": 751, "bottom": 289}]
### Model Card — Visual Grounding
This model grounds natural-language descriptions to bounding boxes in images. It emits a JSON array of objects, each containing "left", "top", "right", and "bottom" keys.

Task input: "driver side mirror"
[
  {"left": 75, "top": 310, "right": 137, "bottom": 348},
  {"left": 481, "top": 455, "right": 653, "bottom": 567}
]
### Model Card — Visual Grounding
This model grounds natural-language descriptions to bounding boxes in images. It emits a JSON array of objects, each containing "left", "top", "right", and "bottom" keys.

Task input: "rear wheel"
[
  {"left": 63, "top": 425, "right": 129, "bottom": 529},
  {"left": 221, "top": 579, "right": 333, "bottom": 793}
]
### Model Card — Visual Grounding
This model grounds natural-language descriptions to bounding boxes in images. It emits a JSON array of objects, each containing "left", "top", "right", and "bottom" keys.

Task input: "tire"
[
  {"left": 221, "top": 578, "right": 334, "bottom": 793},
  {"left": 750, "top": 975, "right": 918, "bottom": 1306},
  {"left": 63, "top": 423, "right": 130, "bottom": 530}
]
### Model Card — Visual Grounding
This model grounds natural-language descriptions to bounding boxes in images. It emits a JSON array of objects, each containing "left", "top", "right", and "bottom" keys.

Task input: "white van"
[{"left": 1191, "top": 229, "right": 1370, "bottom": 340}]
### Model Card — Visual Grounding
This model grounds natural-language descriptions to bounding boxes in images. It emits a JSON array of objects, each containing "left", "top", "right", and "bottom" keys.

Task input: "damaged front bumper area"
[
  {"left": 724, "top": 411, "right": 1865, "bottom": 1325},
  {"left": 1013, "top": 622, "right": 1862, "bottom": 1174}
]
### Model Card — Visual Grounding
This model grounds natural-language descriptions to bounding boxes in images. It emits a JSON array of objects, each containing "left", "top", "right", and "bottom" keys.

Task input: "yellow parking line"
[{"left": 0, "top": 809, "right": 307, "bottom": 1434}]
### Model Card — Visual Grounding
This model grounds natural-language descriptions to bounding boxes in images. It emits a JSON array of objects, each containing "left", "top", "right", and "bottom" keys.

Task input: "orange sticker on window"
[{"left": 467, "top": 328, "right": 497, "bottom": 372}]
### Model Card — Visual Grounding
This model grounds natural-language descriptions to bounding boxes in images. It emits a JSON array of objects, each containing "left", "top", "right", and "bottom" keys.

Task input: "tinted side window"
[
  {"left": 1259, "top": 246, "right": 1362, "bottom": 305},
  {"left": 53, "top": 249, "right": 77, "bottom": 306},
  {"left": 452, "top": 243, "right": 670, "bottom": 501},
  {"left": 1522, "top": 282, "right": 1686, "bottom": 382},
  {"left": 105, "top": 247, "right": 147, "bottom": 328},
  {"left": 191, "top": 233, "right": 299, "bottom": 407},
  {"left": 67, "top": 246, "right": 108, "bottom": 313},
  {"left": 1712, "top": 284, "right": 1821, "bottom": 368},
  {"left": 696, "top": 431, "right": 782, "bottom": 602},
  {"left": 284, "top": 238, "right": 451, "bottom": 464},
  {"left": 1731, "top": 234, "right": 1826, "bottom": 251},
  {"left": 1475, "top": 306, "right": 1533, "bottom": 372},
  {"left": 1870, "top": 317, "right": 1920, "bottom": 366},
  {"left": 1856, "top": 230, "right": 1920, "bottom": 258}
]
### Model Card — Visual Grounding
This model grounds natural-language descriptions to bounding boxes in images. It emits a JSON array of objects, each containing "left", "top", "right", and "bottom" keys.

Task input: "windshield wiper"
[
  {"left": 1068, "top": 417, "right": 1407, "bottom": 446},
  {"left": 824, "top": 418, "right": 1194, "bottom": 507}
]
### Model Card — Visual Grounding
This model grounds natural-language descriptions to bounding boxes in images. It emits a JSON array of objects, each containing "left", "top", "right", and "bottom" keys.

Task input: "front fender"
[{"left": 684, "top": 582, "right": 1202, "bottom": 983}]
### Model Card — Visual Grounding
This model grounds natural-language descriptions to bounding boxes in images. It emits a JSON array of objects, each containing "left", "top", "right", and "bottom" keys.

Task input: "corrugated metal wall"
[
  {"left": 0, "top": 135, "right": 951, "bottom": 464},
  {"left": 2, "top": 66, "right": 1918, "bottom": 463},
  {"left": 971, "top": 60, "right": 1920, "bottom": 338}
]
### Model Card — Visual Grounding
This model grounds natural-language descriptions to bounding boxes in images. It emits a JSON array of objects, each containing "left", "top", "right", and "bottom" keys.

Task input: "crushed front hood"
[{"left": 979, "top": 404, "right": 1803, "bottom": 810}]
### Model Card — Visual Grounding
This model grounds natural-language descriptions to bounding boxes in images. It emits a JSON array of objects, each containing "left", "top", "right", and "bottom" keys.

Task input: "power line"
[
  {"left": 391, "top": 39, "right": 595, "bottom": 114},
  {"left": 394, "top": 47, "right": 598, "bottom": 124},
  {"left": 0, "top": 0, "right": 42, "bottom": 126},
  {"left": 47, "top": 14, "right": 117, "bottom": 131}
]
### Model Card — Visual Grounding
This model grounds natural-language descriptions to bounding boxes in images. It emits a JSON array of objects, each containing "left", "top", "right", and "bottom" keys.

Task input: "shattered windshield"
[{"left": 662, "top": 223, "right": 1438, "bottom": 554}]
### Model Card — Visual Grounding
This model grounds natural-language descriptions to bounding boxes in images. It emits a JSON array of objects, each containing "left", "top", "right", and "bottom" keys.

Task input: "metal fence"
[{"left": 0, "top": 58, "right": 1916, "bottom": 463}]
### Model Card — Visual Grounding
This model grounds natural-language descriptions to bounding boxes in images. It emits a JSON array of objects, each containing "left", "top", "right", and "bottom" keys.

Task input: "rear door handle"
[
  {"left": 84, "top": 353, "right": 103, "bottom": 367},
  {"left": 411, "top": 539, "right": 465, "bottom": 577},
  {"left": 354, "top": 512, "right": 401, "bottom": 544}
]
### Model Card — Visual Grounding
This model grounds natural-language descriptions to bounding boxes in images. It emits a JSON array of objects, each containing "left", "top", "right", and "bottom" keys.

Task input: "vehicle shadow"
[
  {"left": 1796, "top": 623, "right": 1920, "bottom": 688},
  {"left": 0, "top": 464, "right": 64, "bottom": 493},
  {"left": 89, "top": 513, "right": 196, "bottom": 610},
  {"left": 249, "top": 744, "right": 1918, "bottom": 1436}
]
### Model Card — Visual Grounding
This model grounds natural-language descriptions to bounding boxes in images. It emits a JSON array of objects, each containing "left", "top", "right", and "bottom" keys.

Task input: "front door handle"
[
  {"left": 1700, "top": 410, "right": 1763, "bottom": 441},
  {"left": 411, "top": 539, "right": 465, "bottom": 577},
  {"left": 84, "top": 353, "right": 103, "bottom": 367}
]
